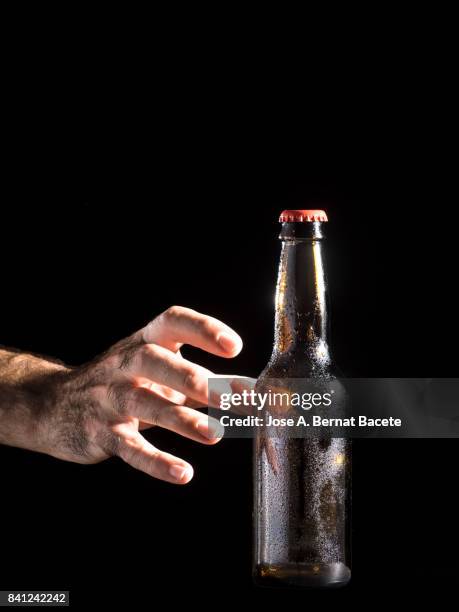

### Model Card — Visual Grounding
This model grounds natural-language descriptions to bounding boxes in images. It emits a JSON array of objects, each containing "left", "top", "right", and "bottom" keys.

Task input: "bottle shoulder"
[{"left": 259, "top": 351, "right": 340, "bottom": 380}]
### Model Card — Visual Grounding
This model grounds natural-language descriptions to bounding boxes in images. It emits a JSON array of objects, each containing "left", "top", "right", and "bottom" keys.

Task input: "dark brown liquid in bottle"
[{"left": 253, "top": 220, "right": 351, "bottom": 588}]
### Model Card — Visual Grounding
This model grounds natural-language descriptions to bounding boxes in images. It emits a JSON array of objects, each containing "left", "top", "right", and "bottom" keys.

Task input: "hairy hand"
[{"left": 38, "top": 307, "right": 242, "bottom": 483}]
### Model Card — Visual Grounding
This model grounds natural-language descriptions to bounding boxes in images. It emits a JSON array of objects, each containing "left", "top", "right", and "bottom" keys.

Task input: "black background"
[{"left": 1, "top": 77, "right": 458, "bottom": 605}]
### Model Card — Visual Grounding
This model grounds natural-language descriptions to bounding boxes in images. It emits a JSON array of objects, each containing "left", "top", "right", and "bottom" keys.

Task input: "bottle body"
[
  {"left": 253, "top": 215, "right": 351, "bottom": 588},
  {"left": 253, "top": 408, "right": 351, "bottom": 587}
]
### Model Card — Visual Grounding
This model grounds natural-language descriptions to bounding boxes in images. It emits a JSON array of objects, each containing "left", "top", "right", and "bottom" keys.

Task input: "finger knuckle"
[
  {"left": 144, "top": 454, "right": 162, "bottom": 477},
  {"left": 139, "top": 342, "right": 158, "bottom": 366},
  {"left": 118, "top": 339, "right": 142, "bottom": 371},
  {"left": 171, "top": 407, "right": 193, "bottom": 430},
  {"left": 198, "top": 317, "right": 217, "bottom": 340},
  {"left": 163, "top": 305, "right": 184, "bottom": 321},
  {"left": 124, "top": 386, "right": 141, "bottom": 414},
  {"left": 107, "top": 382, "right": 130, "bottom": 415},
  {"left": 146, "top": 398, "right": 161, "bottom": 427},
  {"left": 183, "top": 368, "right": 202, "bottom": 396}
]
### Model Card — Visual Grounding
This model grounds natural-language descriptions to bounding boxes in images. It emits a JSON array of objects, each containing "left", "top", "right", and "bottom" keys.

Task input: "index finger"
[{"left": 143, "top": 306, "right": 243, "bottom": 357}]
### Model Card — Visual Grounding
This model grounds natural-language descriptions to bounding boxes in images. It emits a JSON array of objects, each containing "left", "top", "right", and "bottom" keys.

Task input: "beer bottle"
[{"left": 253, "top": 209, "right": 351, "bottom": 588}]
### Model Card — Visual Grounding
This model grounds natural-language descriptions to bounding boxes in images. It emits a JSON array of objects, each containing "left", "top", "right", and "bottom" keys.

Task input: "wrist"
[
  {"left": 28, "top": 366, "right": 74, "bottom": 456},
  {"left": 0, "top": 352, "right": 72, "bottom": 454}
]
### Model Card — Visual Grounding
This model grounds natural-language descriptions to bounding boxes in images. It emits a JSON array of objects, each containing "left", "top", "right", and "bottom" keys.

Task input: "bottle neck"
[{"left": 273, "top": 222, "right": 331, "bottom": 371}]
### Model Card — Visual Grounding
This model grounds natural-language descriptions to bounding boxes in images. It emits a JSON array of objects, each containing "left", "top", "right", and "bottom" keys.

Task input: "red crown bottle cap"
[{"left": 279, "top": 209, "right": 328, "bottom": 223}]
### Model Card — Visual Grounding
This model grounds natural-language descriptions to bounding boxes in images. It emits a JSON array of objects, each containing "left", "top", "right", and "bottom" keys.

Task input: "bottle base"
[{"left": 253, "top": 562, "right": 351, "bottom": 589}]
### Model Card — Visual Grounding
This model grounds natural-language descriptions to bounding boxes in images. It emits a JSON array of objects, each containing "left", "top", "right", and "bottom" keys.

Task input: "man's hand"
[{"left": 0, "top": 306, "right": 242, "bottom": 484}]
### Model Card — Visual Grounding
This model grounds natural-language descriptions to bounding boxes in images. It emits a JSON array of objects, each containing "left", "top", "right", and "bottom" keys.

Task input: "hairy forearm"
[{"left": 0, "top": 347, "right": 70, "bottom": 451}]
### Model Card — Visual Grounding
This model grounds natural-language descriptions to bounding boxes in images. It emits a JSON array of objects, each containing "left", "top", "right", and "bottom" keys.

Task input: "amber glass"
[{"left": 253, "top": 221, "right": 351, "bottom": 588}]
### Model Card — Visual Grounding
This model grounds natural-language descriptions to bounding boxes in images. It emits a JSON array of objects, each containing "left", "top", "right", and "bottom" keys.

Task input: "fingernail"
[
  {"left": 218, "top": 332, "right": 242, "bottom": 354},
  {"left": 169, "top": 464, "right": 193, "bottom": 483},
  {"left": 196, "top": 418, "right": 223, "bottom": 440}
]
